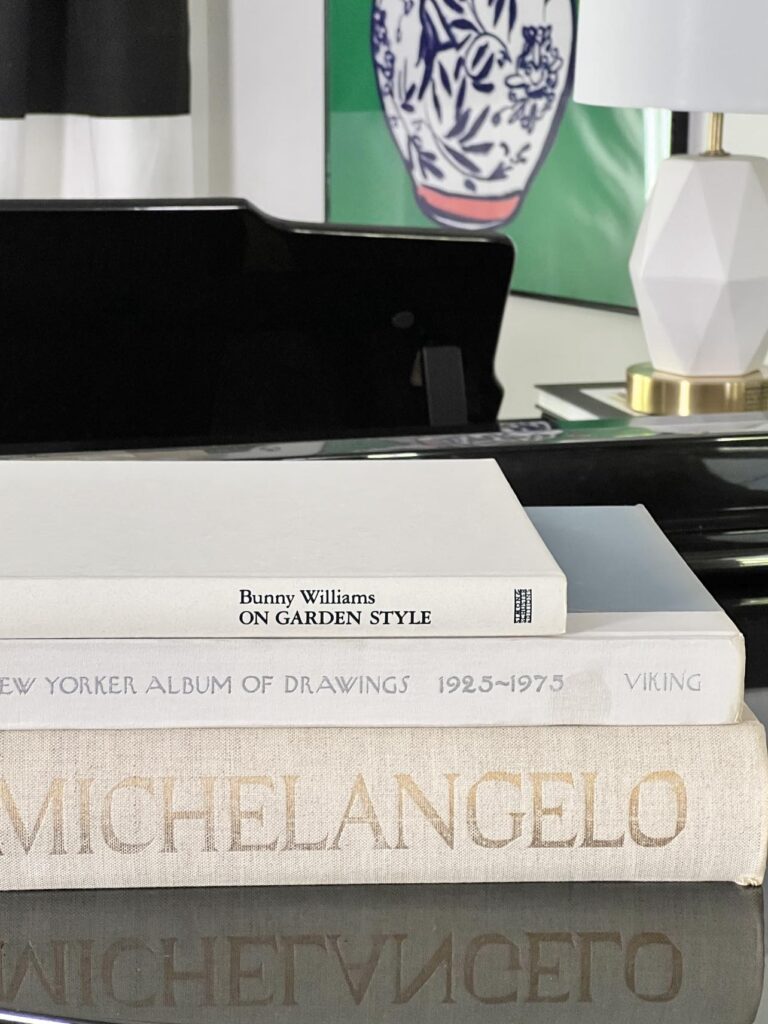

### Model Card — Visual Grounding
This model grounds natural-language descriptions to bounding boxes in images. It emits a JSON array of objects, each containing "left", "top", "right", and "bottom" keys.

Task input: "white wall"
[
  {"left": 725, "top": 116, "right": 768, "bottom": 157},
  {"left": 190, "top": 0, "right": 326, "bottom": 220},
  {"left": 229, "top": 0, "right": 325, "bottom": 219},
  {"left": 689, "top": 112, "right": 768, "bottom": 157},
  {"left": 497, "top": 297, "right": 645, "bottom": 418}
]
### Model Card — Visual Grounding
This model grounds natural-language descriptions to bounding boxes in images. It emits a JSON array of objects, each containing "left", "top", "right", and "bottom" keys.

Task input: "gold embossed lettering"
[
  {"left": 531, "top": 774, "right": 577, "bottom": 848},
  {"left": 101, "top": 777, "right": 155, "bottom": 854},
  {"left": 582, "top": 774, "right": 624, "bottom": 848},
  {"left": 162, "top": 777, "right": 217, "bottom": 853},
  {"left": 395, "top": 774, "right": 457, "bottom": 850},
  {"left": 629, "top": 773, "right": 687, "bottom": 847},
  {"left": 467, "top": 773, "right": 523, "bottom": 848},
  {"left": 0, "top": 778, "right": 66, "bottom": 855},
  {"left": 330, "top": 775, "right": 390, "bottom": 850},
  {"left": 283, "top": 776, "right": 328, "bottom": 851},
  {"left": 229, "top": 777, "right": 278, "bottom": 852},
  {"left": 78, "top": 778, "right": 95, "bottom": 855}
]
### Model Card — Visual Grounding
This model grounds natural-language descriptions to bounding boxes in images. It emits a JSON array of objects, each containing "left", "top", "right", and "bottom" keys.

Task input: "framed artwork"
[{"left": 327, "top": 0, "right": 679, "bottom": 309}]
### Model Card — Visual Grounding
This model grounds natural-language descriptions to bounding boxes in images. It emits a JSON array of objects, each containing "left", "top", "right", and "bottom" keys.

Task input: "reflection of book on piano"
[{"left": 0, "top": 884, "right": 761, "bottom": 1024}]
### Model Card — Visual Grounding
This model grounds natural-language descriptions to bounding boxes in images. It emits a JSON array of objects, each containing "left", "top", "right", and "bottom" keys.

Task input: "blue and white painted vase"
[{"left": 372, "top": 0, "right": 575, "bottom": 229}]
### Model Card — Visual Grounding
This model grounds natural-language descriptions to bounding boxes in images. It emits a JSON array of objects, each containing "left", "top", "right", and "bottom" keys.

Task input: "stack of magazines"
[{"left": 0, "top": 457, "right": 764, "bottom": 888}]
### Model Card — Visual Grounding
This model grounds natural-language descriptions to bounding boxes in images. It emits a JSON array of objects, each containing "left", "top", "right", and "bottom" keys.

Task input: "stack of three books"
[{"left": 0, "top": 458, "right": 764, "bottom": 889}]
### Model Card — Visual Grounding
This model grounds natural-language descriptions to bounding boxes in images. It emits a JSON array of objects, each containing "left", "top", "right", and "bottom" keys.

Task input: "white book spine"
[
  {"left": 0, "top": 576, "right": 565, "bottom": 639},
  {"left": 0, "top": 621, "right": 743, "bottom": 727}
]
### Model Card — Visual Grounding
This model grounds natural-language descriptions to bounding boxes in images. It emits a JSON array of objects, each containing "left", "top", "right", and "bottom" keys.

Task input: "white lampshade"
[{"left": 574, "top": 0, "right": 768, "bottom": 113}]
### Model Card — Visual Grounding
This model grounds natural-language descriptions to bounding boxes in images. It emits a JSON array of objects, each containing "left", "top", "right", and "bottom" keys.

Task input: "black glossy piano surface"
[{"left": 0, "top": 198, "right": 512, "bottom": 450}]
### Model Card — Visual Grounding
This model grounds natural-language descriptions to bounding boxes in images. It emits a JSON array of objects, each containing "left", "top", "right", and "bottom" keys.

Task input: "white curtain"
[
  {"left": 0, "top": 114, "right": 193, "bottom": 198},
  {"left": 0, "top": 0, "right": 193, "bottom": 199},
  {"left": 0, "top": 0, "right": 325, "bottom": 214}
]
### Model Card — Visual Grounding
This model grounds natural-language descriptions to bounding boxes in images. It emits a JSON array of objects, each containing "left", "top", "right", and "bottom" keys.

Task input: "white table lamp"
[{"left": 574, "top": 0, "right": 768, "bottom": 414}]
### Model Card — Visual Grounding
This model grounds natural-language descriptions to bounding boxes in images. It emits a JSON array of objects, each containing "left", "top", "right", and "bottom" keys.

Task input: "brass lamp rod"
[{"left": 704, "top": 112, "right": 728, "bottom": 157}]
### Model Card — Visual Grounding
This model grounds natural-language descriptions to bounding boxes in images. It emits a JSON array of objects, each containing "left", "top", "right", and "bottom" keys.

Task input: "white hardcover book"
[
  {"left": 0, "top": 507, "right": 744, "bottom": 727},
  {"left": 0, "top": 458, "right": 566, "bottom": 639}
]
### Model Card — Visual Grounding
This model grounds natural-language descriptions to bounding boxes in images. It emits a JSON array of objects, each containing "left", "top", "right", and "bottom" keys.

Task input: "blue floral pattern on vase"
[{"left": 372, "top": 0, "right": 575, "bottom": 229}]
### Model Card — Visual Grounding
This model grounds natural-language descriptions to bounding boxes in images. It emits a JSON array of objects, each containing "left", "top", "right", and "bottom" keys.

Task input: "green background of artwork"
[{"left": 327, "top": 0, "right": 661, "bottom": 307}]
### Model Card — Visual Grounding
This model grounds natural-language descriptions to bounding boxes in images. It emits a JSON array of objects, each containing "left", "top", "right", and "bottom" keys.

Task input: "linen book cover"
[
  {"left": 0, "top": 884, "right": 762, "bottom": 1024},
  {"left": 0, "top": 710, "right": 764, "bottom": 889},
  {"left": 0, "top": 458, "right": 566, "bottom": 638},
  {"left": 0, "top": 506, "right": 744, "bottom": 728}
]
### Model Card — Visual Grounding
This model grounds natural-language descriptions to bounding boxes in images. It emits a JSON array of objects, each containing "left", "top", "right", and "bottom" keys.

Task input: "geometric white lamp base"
[{"left": 630, "top": 155, "right": 768, "bottom": 378}]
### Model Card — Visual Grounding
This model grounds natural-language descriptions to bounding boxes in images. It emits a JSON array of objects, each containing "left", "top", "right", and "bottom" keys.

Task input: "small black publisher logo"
[{"left": 514, "top": 589, "right": 533, "bottom": 624}]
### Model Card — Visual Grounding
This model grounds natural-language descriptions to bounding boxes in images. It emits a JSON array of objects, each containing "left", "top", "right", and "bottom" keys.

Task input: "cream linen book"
[
  {"left": 0, "top": 707, "right": 764, "bottom": 889},
  {"left": 0, "top": 506, "right": 744, "bottom": 727},
  {"left": 0, "top": 885, "right": 761, "bottom": 1024},
  {"left": 0, "top": 459, "right": 566, "bottom": 638}
]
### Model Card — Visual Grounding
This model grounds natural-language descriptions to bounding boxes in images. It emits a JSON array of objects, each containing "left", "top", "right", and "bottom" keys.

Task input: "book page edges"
[{"left": 737, "top": 710, "right": 768, "bottom": 886}]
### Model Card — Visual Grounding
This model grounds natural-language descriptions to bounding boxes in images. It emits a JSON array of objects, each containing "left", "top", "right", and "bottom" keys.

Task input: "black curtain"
[{"left": 0, "top": 0, "right": 190, "bottom": 118}]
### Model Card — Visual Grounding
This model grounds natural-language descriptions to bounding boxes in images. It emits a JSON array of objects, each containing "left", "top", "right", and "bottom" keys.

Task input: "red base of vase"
[{"left": 416, "top": 186, "right": 521, "bottom": 229}]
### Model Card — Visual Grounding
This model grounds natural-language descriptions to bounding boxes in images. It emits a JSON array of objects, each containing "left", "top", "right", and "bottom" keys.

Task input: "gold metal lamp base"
[{"left": 626, "top": 363, "right": 768, "bottom": 416}]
